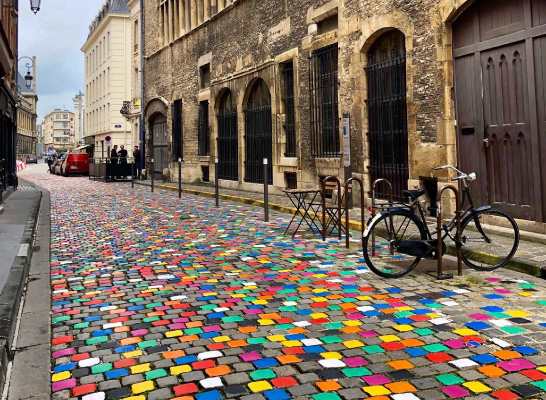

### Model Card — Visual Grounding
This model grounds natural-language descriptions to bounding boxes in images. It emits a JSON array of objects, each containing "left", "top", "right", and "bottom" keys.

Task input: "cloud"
[{"left": 18, "top": 0, "right": 106, "bottom": 120}]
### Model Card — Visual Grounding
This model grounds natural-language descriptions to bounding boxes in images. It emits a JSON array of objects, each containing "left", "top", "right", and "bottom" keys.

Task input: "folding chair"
[{"left": 310, "top": 177, "right": 351, "bottom": 240}]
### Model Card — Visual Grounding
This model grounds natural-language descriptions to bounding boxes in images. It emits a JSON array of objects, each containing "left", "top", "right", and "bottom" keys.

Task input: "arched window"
[
  {"left": 366, "top": 30, "right": 408, "bottom": 200},
  {"left": 217, "top": 89, "right": 238, "bottom": 181}
]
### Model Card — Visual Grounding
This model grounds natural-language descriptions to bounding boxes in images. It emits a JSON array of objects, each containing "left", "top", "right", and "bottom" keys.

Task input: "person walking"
[
  {"left": 110, "top": 145, "right": 118, "bottom": 180},
  {"left": 133, "top": 146, "right": 142, "bottom": 179}
]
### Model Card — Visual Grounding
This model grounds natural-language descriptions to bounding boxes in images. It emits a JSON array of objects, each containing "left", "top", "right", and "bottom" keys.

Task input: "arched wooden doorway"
[
  {"left": 217, "top": 89, "right": 238, "bottom": 181},
  {"left": 244, "top": 79, "right": 272, "bottom": 184},
  {"left": 365, "top": 30, "right": 408, "bottom": 201},
  {"left": 150, "top": 113, "right": 167, "bottom": 179},
  {"left": 453, "top": 0, "right": 546, "bottom": 221}
]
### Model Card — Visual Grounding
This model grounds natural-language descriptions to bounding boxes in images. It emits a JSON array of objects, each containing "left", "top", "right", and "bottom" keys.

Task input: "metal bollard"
[
  {"left": 131, "top": 162, "right": 134, "bottom": 188},
  {"left": 263, "top": 158, "right": 269, "bottom": 222},
  {"left": 151, "top": 159, "right": 154, "bottom": 193},
  {"left": 215, "top": 158, "right": 219, "bottom": 208},
  {"left": 178, "top": 158, "right": 182, "bottom": 199}
]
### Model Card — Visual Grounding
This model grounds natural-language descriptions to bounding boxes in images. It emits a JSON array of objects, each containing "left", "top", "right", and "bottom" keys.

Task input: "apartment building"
[
  {"left": 42, "top": 109, "right": 75, "bottom": 153},
  {"left": 81, "top": 0, "right": 133, "bottom": 159}
]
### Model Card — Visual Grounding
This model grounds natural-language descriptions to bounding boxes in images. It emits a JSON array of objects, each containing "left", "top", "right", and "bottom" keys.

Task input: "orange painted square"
[
  {"left": 401, "top": 339, "right": 424, "bottom": 347},
  {"left": 146, "top": 311, "right": 165, "bottom": 317},
  {"left": 206, "top": 365, "right": 231, "bottom": 377},
  {"left": 289, "top": 327, "right": 308, "bottom": 334},
  {"left": 120, "top": 337, "right": 141, "bottom": 346},
  {"left": 114, "top": 326, "right": 130, "bottom": 333},
  {"left": 366, "top": 397, "right": 390, "bottom": 400},
  {"left": 341, "top": 326, "right": 362, "bottom": 334},
  {"left": 373, "top": 294, "right": 389, "bottom": 300},
  {"left": 493, "top": 350, "right": 520, "bottom": 360},
  {"left": 185, "top": 321, "right": 203, "bottom": 328},
  {"left": 239, "top": 327, "right": 257, "bottom": 334},
  {"left": 259, "top": 313, "right": 281, "bottom": 320},
  {"left": 316, "top": 381, "right": 342, "bottom": 392},
  {"left": 179, "top": 335, "right": 199, "bottom": 343},
  {"left": 276, "top": 355, "right": 300, "bottom": 364},
  {"left": 163, "top": 350, "right": 186, "bottom": 359},
  {"left": 388, "top": 360, "right": 414, "bottom": 370},
  {"left": 228, "top": 340, "right": 248, "bottom": 348},
  {"left": 385, "top": 382, "right": 417, "bottom": 393},
  {"left": 478, "top": 365, "right": 506, "bottom": 378}
]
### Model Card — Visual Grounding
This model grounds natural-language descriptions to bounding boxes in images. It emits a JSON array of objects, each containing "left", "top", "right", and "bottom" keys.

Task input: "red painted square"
[
  {"left": 520, "top": 369, "right": 546, "bottom": 381},
  {"left": 282, "top": 347, "right": 304, "bottom": 355},
  {"left": 52, "top": 335, "right": 73, "bottom": 345},
  {"left": 207, "top": 343, "right": 226, "bottom": 350},
  {"left": 72, "top": 384, "right": 96, "bottom": 397},
  {"left": 426, "top": 353, "right": 454, "bottom": 363},
  {"left": 192, "top": 359, "right": 216, "bottom": 370},
  {"left": 492, "top": 390, "right": 520, "bottom": 400},
  {"left": 174, "top": 382, "right": 199, "bottom": 396},
  {"left": 271, "top": 376, "right": 298, "bottom": 388},
  {"left": 380, "top": 342, "right": 405, "bottom": 351},
  {"left": 71, "top": 353, "right": 89, "bottom": 362},
  {"left": 114, "top": 358, "right": 136, "bottom": 369}
]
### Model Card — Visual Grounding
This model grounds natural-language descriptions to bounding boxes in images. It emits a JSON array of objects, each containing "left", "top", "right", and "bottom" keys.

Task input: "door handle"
[{"left": 483, "top": 138, "right": 490, "bottom": 148}]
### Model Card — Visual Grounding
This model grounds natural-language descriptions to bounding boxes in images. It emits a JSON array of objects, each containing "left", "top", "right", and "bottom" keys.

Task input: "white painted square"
[
  {"left": 449, "top": 358, "right": 479, "bottom": 369},
  {"left": 198, "top": 351, "right": 223, "bottom": 360},
  {"left": 79, "top": 357, "right": 100, "bottom": 367},
  {"left": 318, "top": 359, "right": 346, "bottom": 368}
]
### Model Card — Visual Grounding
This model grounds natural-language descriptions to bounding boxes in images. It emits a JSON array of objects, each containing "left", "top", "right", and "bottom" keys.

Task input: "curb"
[
  {"left": 0, "top": 190, "right": 42, "bottom": 393},
  {"left": 154, "top": 184, "right": 542, "bottom": 279}
]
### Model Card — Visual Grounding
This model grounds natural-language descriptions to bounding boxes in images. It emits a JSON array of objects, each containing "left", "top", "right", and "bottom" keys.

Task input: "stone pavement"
[{"left": 20, "top": 173, "right": 546, "bottom": 400}]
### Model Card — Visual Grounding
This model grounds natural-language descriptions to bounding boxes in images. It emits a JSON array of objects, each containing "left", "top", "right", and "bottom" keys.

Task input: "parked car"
[
  {"left": 50, "top": 153, "right": 67, "bottom": 174},
  {"left": 60, "top": 153, "right": 90, "bottom": 177},
  {"left": 26, "top": 155, "right": 37, "bottom": 164}
]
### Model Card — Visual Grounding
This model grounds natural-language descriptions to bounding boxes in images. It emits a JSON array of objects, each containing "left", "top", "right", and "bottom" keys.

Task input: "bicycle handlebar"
[{"left": 434, "top": 165, "right": 476, "bottom": 183}]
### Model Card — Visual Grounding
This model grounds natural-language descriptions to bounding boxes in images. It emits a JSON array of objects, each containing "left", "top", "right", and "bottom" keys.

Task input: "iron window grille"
[
  {"left": 281, "top": 61, "right": 296, "bottom": 157},
  {"left": 365, "top": 31, "right": 408, "bottom": 201},
  {"left": 198, "top": 101, "right": 210, "bottom": 156},
  {"left": 171, "top": 99, "right": 183, "bottom": 161},
  {"left": 217, "top": 91, "right": 238, "bottom": 181},
  {"left": 309, "top": 44, "right": 340, "bottom": 158},
  {"left": 244, "top": 80, "right": 272, "bottom": 184}
]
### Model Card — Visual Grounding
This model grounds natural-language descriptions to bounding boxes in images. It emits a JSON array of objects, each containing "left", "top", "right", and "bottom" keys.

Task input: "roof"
[{"left": 109, "top": 0, "right": 130, "bottom": 14}]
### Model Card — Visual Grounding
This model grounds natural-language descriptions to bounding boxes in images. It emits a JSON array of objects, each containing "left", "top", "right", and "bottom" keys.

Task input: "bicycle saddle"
[{"left": 402, "top": 189, "right": 425, "bottom": 200}]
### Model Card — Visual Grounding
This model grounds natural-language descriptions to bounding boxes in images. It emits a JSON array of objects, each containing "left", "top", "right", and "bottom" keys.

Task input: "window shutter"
[{"left": 171, "top": 99, "right": 183, "bottom": 161}]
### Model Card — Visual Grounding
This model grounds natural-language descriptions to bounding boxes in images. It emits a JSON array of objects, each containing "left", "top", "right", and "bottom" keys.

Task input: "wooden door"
[
  {"left": 453, "top": 0, "right": 546, "bottom": 221},
  {"left": 152, "top": 116, "right": 168, "bottom": 179}
]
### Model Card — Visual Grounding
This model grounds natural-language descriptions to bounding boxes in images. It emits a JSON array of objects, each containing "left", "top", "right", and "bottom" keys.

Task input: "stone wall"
[{"left": 143, "top": 0, "right": 475, "bottom": 206}]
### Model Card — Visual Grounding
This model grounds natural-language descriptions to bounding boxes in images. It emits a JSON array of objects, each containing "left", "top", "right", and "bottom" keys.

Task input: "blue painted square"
[
  {"left": 470, "top": 354, "right": 498, "bottom": 365},
  {"left": 405, "top": 347, "right": 428, "bottom": 357},
  {"left": 174, "top": 355, "right": 198, "bottom": 365},
  {"left": 286, "top": 334, "right": 306, "bottom": 341},
  {"left": 363, "top": 311, "right": 383, "bottom": 317},
  {"left": 196, "top": 390, "right": 222, "bottom": 400},
  {"left": 481, "top": 306, "right": 504, "bottom": 312},
  {"left": 84, "top": 316, "right": 101, "bottom": 322},
  {"left": 54, "top": 362, "right": 76, "bottom": 373},
  {"left": 200, "top": 332, "right": 219, "bottom": 339},
  {"left": 207, "top": 312, "right": 225, "bottom": 319},
  {"left": 303, "top": 345, "right": 326, "bottom": 353},
  {"left": 386, "top": 287, "right": 403, "bottom": 293},
  {"left": 418, "top": 299, "right": 435, "bottom": 304},
  {"left": 413, "top": 309, "right": 432, "bottom": 315},
  {"left": 296, "top": 309, "right": 313, "bottom": 316},
  {"left": 114, "top": 345, "right": 136, "bottom": 353},
  {"left": 441, "top": 291, "right": 456, "bottom": 297},
  {"left": 265, "top": 389, "right": 291, "bottom": 400},
  {"left": 373, "top": 304, "right": 392, "bottom": 310},
  {"left": 105, "top": 368, "right": 129, "bottom": 379},
  {"left": 253, "top": 358, "right": 279, "bottom": 368},
  {"left": 483, "top": 294, "right": 504, "bottom": 299},
  {"left": 465, "top": 321, "right": 492, "bottom": 330},
  {"left": 513, "top": 346, "right": 539, "bottom": 355}
]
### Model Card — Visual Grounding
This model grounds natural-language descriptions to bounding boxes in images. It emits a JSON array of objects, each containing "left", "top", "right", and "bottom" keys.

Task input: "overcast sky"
[{"left": 19, "top": 0, "right": 106, "bottom": 122}]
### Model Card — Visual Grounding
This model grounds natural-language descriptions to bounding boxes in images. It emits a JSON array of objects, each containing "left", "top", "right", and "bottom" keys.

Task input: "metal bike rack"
[
  {"left": 321, "top": 176, "right": 342, "bottom": 241},
  {"left": 434, "top": 185, "right": 463, "bottom": 280},
  {"left": 344, "top": 177, "right": 365, "bottom": 249},
  {"left": 370, "top": 179, "right": 394, "bottom": 254}
]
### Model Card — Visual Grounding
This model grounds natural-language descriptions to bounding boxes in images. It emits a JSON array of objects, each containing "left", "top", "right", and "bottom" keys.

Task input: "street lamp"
[
  {"left": 18, "top": 56, "right": 34, "bottom": 89},
  {"left": 29, "top": 0, "right": 41, "bottom": 14}
]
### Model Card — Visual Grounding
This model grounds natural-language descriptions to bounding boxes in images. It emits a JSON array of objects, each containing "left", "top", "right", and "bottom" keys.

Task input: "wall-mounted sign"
[
  {"left": 342, "top": 114, "right": 351, "bottom": 168},
  {"left": 105, "top": 136, "right": 111, "bottom": 142},
  {"left": 115, "top": 125, "right": 122, "bottom": 128}
]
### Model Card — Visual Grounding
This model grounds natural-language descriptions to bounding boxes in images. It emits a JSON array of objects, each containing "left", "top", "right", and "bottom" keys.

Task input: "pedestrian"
[
  {"left": 110, "top": 145, "right": 118, "bottom": 180},
  {"left": 133, "top": 146, "right": 142, "bottom": 179},
  {"left": 119, "top": 145, "right": 128, "bottom": 179}
]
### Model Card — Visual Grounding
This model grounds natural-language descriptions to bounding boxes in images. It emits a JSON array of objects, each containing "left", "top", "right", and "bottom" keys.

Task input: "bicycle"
[{"left": 363, "top": 165, "right": 520, "bottom": 278}]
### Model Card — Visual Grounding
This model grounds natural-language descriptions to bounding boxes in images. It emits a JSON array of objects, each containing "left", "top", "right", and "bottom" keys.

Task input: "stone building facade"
[
  {"left": 42, "top": 109, "right": 75, "bottom": 153},
  {"left": 143, "top": 0, "right": 546, "bottom": 229}
]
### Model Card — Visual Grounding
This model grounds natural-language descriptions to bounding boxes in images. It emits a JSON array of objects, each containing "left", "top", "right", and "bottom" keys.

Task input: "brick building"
[{"left": 143, "top": 0, "right": 546, "bottom": 230}]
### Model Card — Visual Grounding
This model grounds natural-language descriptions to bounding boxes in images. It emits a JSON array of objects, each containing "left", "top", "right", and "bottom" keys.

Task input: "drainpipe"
[{"left": 139, "top": 0, "right": 145, "bottom": 175}]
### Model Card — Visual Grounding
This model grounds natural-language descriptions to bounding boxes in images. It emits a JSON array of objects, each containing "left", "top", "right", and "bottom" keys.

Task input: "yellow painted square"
[
  {"left": 363, "top": 386, "right": 391, "bottom": 396},
  {"left": 165, "top": 330, "right": 183, "bottom": 338},
  {"left": 267, "top": 335, "right": 286, "bottom": 342},
  {"left": 506, "top": 310, "right": 531, "bottom": 317},
  {"left": 124, "top": 350, "right": 143, "bottom": 358},
  {"left": 132, "top": 380, "right": 154, "bottom": 394},
  {"left": 259, "top": 319, "right": 274, "bottom": 326},
  {"left": 395, "top": 306, "right": 414, "bottom": 311},
  {"left": 343, "top": 340, "right": 364, "bottom": 348},
  {"left": 213, "top": 336, "right": 231, "bottom": 342},
  {"left": 123, "top": 397, "right": 145, "bottom": 400},
  {"left": 379, "top": 335, "right": 401, "bottom": 343},
  {"left": 313, "top": 274, "right": 327, "bottom": 278},
  {"left": 253, "top": 300, "right": 268, "bottom": 305},
  {"left": 312, "top": 297, "right": 328, "bottom": 302},
  {"left": 463, "top": 381, "right": 491, "bottom": 393},
  {"left": 518, "top": 292, "right": 533, "bottom": 297},
  {"left": 130, "top": 363, "right": 151, "bottom": 374},
  {"left": 393, "top": 325, "right": 413, "bottom": 332},
  {"left": 538, "top": 366, "right": 546, "bottom": 373},
  {"left": 231, "top": 294, "right": 246, "bottom": 298},
  {"left": 321, "top": 352, "right": 342, "bottom": 359},
  {"left": 248, "top": 381, "right": 273, "bottom": 392},
  {"left": 282, "top": 340, "right": 302, "bottom": 347},
  {"left": 453, "top": 329, "right": 478, "bottom": 336},
  {"left": 312, "top": 289, "right": 328, "bottom": 293},
  {"left": 343, "top": 320, "right": 362, "bottom": 327},
  {"left": 170, "top": 365, "right": 192, "bottom": 375},
  {"left": 311, "top": 313, "right": 328, "bottom": 319},
  {"left": 52, "top": 371, "right": 70, "bottom": 382},
  {"left": 357, "top": 296, "right": 373, "bottom": 301},
  {"left": 427, "top": 313, "right": 440, "bottom": 318}
]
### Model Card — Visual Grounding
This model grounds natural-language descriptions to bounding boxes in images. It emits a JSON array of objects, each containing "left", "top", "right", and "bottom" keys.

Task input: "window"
[
  {"left": 285, "top": 172, "right": 297, "bottom": 189},
  {"left": 200, "top": 63, "right": 210, "bottom": 89},
  {"left": 281, "top": 61, "right": 296, "bottom": 157},
  {"left": 201, "top": 166, "right": 209, "bottom": 182},
  {"left": 63, "top": 114, "right": 68, "bottom": 119},
  {"left": 317, "top": 14, "right": 338, "bottom": 35},
  {"left": 198, "top": 100, "right": 209, "bottom": 156},
  {"left": 56, "top": 114, "right": 61, "bottom": 120},
  {"left": 309, "top": 43, "right": 340, "bottom": 157},
  {"left": 171, "top": 99, "right": 183, "bottom": 161}
]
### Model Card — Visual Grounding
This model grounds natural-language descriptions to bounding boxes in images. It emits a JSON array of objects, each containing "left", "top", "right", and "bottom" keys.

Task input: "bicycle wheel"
[
  {"left": 363, "top": 210, "right": 427, "bottom": 278},
  {"left": 460, "top": 209, "right": 519, "bottom": 271}
]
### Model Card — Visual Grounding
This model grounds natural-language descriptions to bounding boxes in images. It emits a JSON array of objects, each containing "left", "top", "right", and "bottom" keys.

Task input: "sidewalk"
[
  {"left": 134, "top": 179, "right": 546, "bottom": 278},
  {"left": 0, "top": 182, "right": 42, "bottom": 393}
]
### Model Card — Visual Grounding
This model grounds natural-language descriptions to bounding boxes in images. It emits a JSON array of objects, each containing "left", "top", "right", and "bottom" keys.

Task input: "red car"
[{"left": 60, "top": 153, "right": 89, "bottom": 176}]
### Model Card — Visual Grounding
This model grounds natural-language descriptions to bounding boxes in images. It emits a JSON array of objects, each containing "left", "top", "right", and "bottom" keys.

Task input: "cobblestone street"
[{"left": 23, "top": 174, "right": 546, "bottom": 400}]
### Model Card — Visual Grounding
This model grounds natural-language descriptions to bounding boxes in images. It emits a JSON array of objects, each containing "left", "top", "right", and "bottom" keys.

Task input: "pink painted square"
[
  {"left": 497, "top": 359, "right": 536, "bottom": 372},
  {"left": 468, "top": 313, "right": 490, "bottom": 320},
  {"left": 240, "top": 352, "right": 262, "bottom": 362},
  {"left": 344, "top": 357, "right": 368, "bottom": 367},
  {"left": 441, "top": 385, "right": 470, "bottom": 398},
  {"left": 363, "top": 375, "right": 391, "bottom": 385}
]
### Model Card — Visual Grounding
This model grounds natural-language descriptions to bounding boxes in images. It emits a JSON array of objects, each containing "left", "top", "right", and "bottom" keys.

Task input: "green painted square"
[
  {"left": 488, "top": 312, "right": 510, "bottom": 319},
  {"left": 423, "top": 343, "right": 449, "bottom": 353},
  {"left": 414, "top": 328, "right": 435, "bottom": 336},
  {"left": 531, "top": 380, "right": 546, "bottom": 391},
  {"left": 427, "top": 303, "right": 444, "bottom": 308},
  {"left": 201, "top": 305, "right": 217, "bottom": 310},
  {"left": 279, "top": 306, "right": 298, "bottom": 312},
  {"left": 275, "top": 324, "right": 294, "bottom": 330},
  {"left": 312, "top": 394, "right": 342, "bottom": 400},
  {"left": 250, "top": 369, "right": 276, "bottom": 380},
  {"left": 324, "top": 322, "right": 344, "bottom": 329},
  {"left": 222, "top": 316, "right": 244, "bottom": 323},
  {"left": 536, "top": 301, "right": 546, "bottom": 306},
  {"left": 501, "top": 326, "right": 527, "bottom": 334},
  {"left": 341, "top": 367, "right": 372, "bottom": 377},
  {"left": 327, "top": 305, "right": 342, "bottom": 311},
  {"left": 286, "top": 296, "right": 300, "bottom": 301},
  {"left": 395, "top": 311, "right": 415, "bottom": 318},
  {"left": 437, "top": 374, "right": 464, "bottom": 385},
  {"left": 91, "top": 363, "right": 113, "bottom": 374},
  {"left": 86, "top": 336, "right": 108, "bottom": 345},
  {"left": 185, "top": 328, "right": 204, "bottom": 335},
  {"left": 138, "top": 340, "right": 158, "bottom": 349},
  {"left": 53, "top": 316, "right": 71, "bottom": 323},
  {"left": 247, "top": 337, "right": 267, "bottom": 344},
  {"left": 242, "top": 297, "right": 257, "bottom": 302},
  {"left": 363, "top": 345, "right": 385, "bottom": 354},
  {"left": 73, "top": 322, "right": 89, "bottom": 329},
  {"left": 322, "top": 336, "right": 342, "bottom": 344},
  {"left": 146, "top": 369, "right": 168, "bottom": 380},
  {"left": 146, "top": 302, "right": 162, "bottom": 309},
  {"left": 143, "top": 316, "right": 160, "bottom": 323}
]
